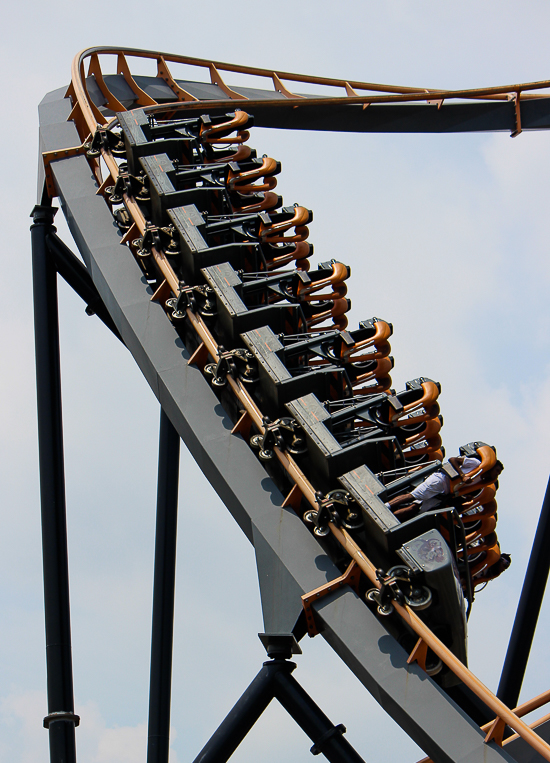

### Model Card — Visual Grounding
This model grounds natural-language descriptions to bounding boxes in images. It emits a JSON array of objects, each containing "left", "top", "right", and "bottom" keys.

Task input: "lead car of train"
[{"left": 65, "top": 99, "right": 508, "bottom": 687}]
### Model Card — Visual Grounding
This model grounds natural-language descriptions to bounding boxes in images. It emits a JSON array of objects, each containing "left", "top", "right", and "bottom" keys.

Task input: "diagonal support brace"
[{"left": 192, "top": 634, "right": 366, "bottom": 763}]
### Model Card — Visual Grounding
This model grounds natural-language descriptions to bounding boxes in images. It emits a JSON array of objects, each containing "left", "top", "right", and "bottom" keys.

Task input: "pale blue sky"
[{"left": 2, "top": 2, "right": 550, "bottom": 761}]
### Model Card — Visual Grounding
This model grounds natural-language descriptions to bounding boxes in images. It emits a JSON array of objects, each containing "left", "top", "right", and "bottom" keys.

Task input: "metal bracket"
[
  {"left": 485, "top": 716, "right": 507, "bottom": 746},
  {"left": 367, "top": 566, "right": 433, "bottom": 619},
  {"left": 301, "top": 561, "right": 361, "bottom": 637},
  {"left": 150, "top": 279, "right": 172, "bottom": 306},
  {"left": 106, "top": 170, "right": 149, "bottom": 205},
  {"left": 205, "top": 348, "right": 257, "bottom": 388},
  {"left": 407, "top": 637, "right": 443, "bottom": 679},
  {"left": 310, "top": 723, "right": 346, "bottom": 755},
  {"left": 306, "top": 490, "right": 363, "bottom": 536},
  {"left": 85, "top": 126, "right": 126, "bottom": 158},
  {"left": 134, "top": 225, "right": 161, "bottom": 258},
  {"left": 282, "top": 484, "right": 303, "bottom": 510},
  {"left": 250, "top": 416, "right": 306, "bottom": 460},
  {"left": 509, "top": 91, "right": 522, "bottom": 138},
  {"left": 43, "top": 711, "right": 80, "bottom": 729},
  {"left": 42, "top": 144, "right": 88, "bottom": 198},
  {"left": 166, "top": 284, "right": 196, "bottom": 321},
  {"left": 188, "top": 342, "right": 210, "bottom": 371},
  {"left": 231, "top": 410, "right": 253, "bottom": 438},
  {"left": 407, "top": 637, "right": 429, "bottom": 671},
  {"left": 366, "top": 567, "right": 408, "bottom": 616}
]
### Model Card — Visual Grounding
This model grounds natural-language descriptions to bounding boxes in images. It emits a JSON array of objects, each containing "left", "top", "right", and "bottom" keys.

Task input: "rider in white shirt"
[
  {"left": 408, "top": 456, "right": 481, "bottom": 512},
  {"left": 386, "top": 455, "right": 500, "bottom": 518}
]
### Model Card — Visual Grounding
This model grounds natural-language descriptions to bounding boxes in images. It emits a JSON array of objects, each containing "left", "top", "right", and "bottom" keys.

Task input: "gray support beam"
[
  {"left": 40, "top": 87, "right": 517, "bottom": 763},
  {"left": 100, "top": 69, "right": 550, "bottom": 134},
  {"left": 253, "top": 526, "right": 308, "bottom": 636},
  {"left": 246, "top": 98, "right": 550, "bottom": 134},
  {"left": 123, "top": 74, "right": 550, "bottom": 134},
  {"left": 313, "top": 588, "right": 516, "bottom": 763}
]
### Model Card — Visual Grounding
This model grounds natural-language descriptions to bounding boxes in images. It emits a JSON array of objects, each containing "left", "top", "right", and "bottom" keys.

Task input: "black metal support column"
[
  {"left": 31, "top": 204, "right": 79, "bottom": 763},
  {"left": 192, "top": 636, "right": 366, "bottom": 763},
  {"left": 497, "top": 475, "right": 550, "bottom": 708},
  {"left": 273, "top": 670, "right": 365, "bottom": 762},
  {"left": 147, "top": 409, "right": 181, "bottom": 763},
  {"left": 46, "top": 233, "right": 122, "bottom": 342},
  {"left": 192, "top": 661, "right": 278, "bottom": 763}
]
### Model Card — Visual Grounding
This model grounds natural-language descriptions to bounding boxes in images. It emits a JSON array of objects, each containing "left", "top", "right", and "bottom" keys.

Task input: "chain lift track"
[{"left": 35, "top": 47, "right": 550, "bottom": 763}]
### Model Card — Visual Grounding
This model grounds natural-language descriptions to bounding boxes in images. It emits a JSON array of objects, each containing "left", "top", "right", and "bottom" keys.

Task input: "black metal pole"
[
  {"left": 192, "top": 647, "right": 367, "bottom": 763},
  {"left": 192, "top": 661, "right": 279, "bottom": 763},
  {"left": 274, "top": 668, "right": 366, "bottom": 763},
  {"left": 31, "top": 204, "right": 79, "bottom": 763},
  {"left": 147, "top": 409, "right": 181, "bottom": 763},
  {"left": 497, "top": 475, "right": 550, "bottom": 708},
  {"left": 46, "top": 233, "right": 122, "bottom": 342}
]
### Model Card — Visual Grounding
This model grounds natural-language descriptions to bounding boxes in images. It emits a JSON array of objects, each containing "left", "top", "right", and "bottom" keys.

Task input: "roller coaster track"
[{"left": 34, "top": 47, "right": 550, "bottom": 763}]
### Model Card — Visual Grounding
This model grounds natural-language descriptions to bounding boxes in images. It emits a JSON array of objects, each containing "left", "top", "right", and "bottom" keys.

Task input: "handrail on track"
[
  {"left": 58, "top": 46, "right": 550, "bottom": 761},
  {"left": 67, "top": 46, "right": 550, "bottom": 142},
  {"left": 416, "top": 689, "right": 550, "bottom": 762},
  {"left": 331, "top": 524, "right": 550, "bottom": 760}
]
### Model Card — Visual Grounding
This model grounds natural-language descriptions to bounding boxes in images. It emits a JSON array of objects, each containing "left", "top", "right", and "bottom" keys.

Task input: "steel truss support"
[
  {"left": 31, "top": 205, "right": 79, "bottom": 763},
  {"left": 193, "top": 636, "right": 366, "bottom": 763},
  {"left": 32, "top": 205, "right": 181, "bottom": 762},
  {"left": 45, "top": 232, "right": 122, "bottom": 341},
  {"left": 498, "top": 475, "right": 550, "bottom": 708},
  {"left": 147, "top": 409, "right": 180, "bottom": 763}
]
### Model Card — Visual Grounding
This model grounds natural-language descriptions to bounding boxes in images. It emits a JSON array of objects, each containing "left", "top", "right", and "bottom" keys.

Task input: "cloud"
[
  {"left": 0, "top": 690, "right": 48, "bottom": 763},
  {"left": 0, "top": 690, "right": 182, "bottom": 763},
  {"left": 76, "top": 702, "right": 150, "bottom": 763}
]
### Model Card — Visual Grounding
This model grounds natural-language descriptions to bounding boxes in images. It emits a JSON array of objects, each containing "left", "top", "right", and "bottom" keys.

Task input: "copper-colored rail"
[
  {"left": 331, "top": 524, "right": 550, "bottom": 761},
  {"left": 504, "top": 711, "right": 550, "bottom": 746},
  {"left": 68, "top": 46, "right": 550, "bottom": 143},
  {"left": 58, "top": 46, "right": 550, "bottom": 761},
  {"left": 417, "top": 690, "right": 550, "bottom": 762},
  {"left": 511, "top": 689, "right": 550, "bottom": 719}
]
